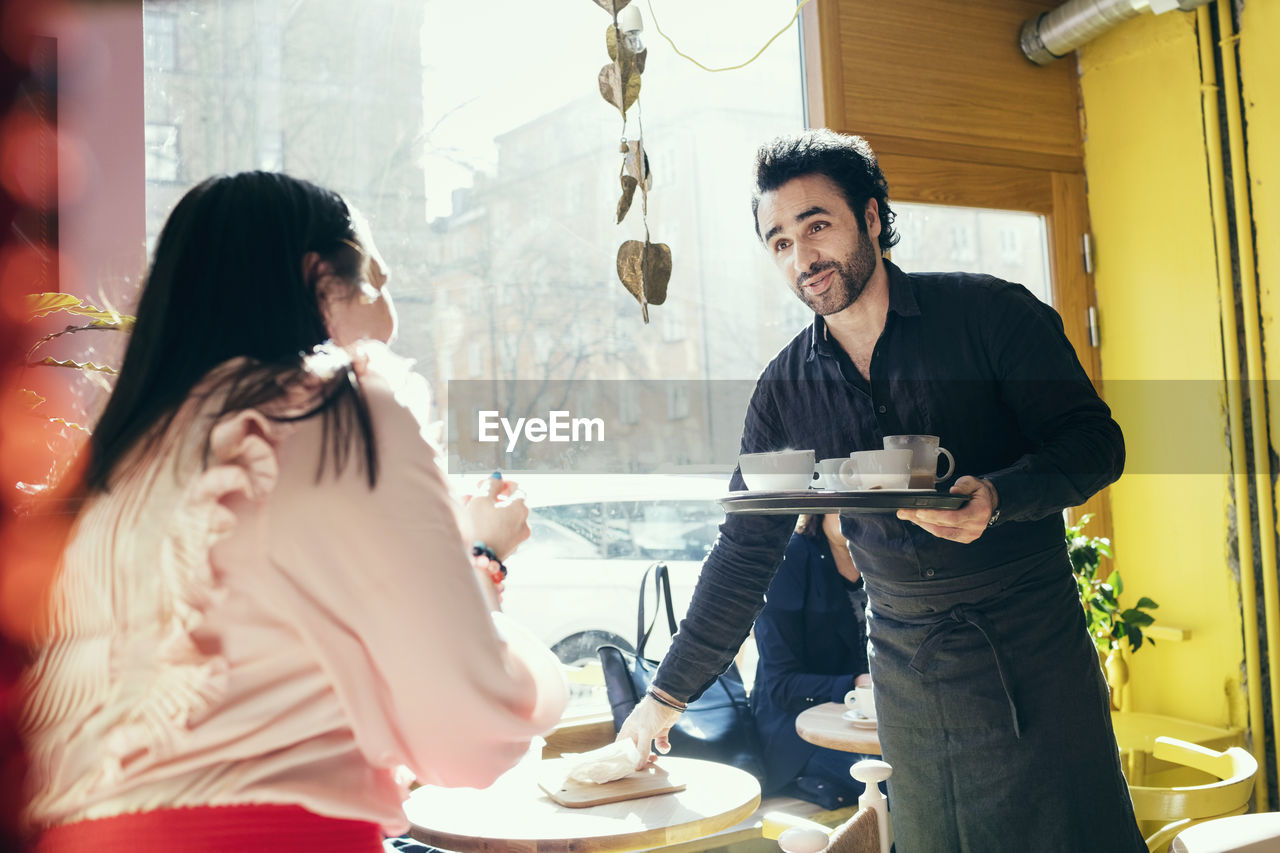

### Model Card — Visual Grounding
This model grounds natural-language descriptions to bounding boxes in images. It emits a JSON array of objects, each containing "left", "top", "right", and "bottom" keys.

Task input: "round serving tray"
[{"left": 719, "top": 489, "right": 971, "bottom": 514}]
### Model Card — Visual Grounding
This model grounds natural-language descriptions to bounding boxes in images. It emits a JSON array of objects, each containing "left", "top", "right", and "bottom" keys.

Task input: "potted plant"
[
  {"left": 1067, "top": 513, "right": 1158, "bottom": 707},
  {"left": 13, "top": 293, "right": 132, "bottom": 494}
]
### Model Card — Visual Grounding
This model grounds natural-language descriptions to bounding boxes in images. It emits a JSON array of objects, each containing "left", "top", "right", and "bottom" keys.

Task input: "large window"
[
  {"left": 143, "top": 0, "right": 806, "bottom": 716},
  {"left": 143, "top": 0, "right": 806, "bottom": 392},
  {"left": 892, "top": 202, "right": 1052, "bottom": 305}
]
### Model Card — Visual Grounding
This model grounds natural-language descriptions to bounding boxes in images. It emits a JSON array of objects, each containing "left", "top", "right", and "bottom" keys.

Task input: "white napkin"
[{"left": 561, "top": 740, "right": 642, "bottom": 784}]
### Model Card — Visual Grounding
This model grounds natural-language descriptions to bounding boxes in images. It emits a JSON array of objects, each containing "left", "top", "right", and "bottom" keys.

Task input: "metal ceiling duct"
[{"left": 1020, "top": 0, "right": 1213, "bottom": 65}]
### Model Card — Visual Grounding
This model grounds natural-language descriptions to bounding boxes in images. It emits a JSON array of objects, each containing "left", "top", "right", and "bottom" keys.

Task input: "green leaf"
[
  {"left": 1133, "top": 596, "right": 1159, "bottom": 610},
  {"left": 33, "top": 356, "right": 119, "bottom": 374},
  {"left": 26, "top": 293, "right": 85, "bottom": 318},
  {"left": 25, "top": 292, "right": 134, "bottom": 327},
  {"left": 1120, "top": 609, "right": 1155, "bottom": 628},
  {"left": 17, "top": 388, "right": 45, "bottom": 409},
  {"left": 48, "top": 417, "right": 91, "bottom": 434}
]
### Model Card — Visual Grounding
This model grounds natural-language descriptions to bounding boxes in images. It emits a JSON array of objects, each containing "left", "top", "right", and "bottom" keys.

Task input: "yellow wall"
[
  {"left": 1078, "top": 10, "right": 1243, "bottom": 724},
  {"left": 1246, "top": 0, "right": 1280, "bottom": 461},
  {"left": 1240, "top": 0, "right": 1280, "bottom": 796}
]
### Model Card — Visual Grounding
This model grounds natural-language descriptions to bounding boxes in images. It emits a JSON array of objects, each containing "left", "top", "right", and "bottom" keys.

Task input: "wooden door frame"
[{"left": 800, "top": 4, "right": 1112, "bottom": 538}]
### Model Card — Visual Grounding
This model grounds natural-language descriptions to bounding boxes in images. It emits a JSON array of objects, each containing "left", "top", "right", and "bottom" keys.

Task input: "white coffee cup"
[
  {"left": 883, "top": 434, "right": 956, "bottom": 489},
  {"left": 812, "top": 457, "right": 849, "bottom": 490},
  {"left": 838, "top": 449, "right": 912, "bottom": 491},
  {"left": 843, "top": 686, "right": 877, "bottom": 720},
  {"left": 738, "top": 449, "right": 815, "bottom": 492}
]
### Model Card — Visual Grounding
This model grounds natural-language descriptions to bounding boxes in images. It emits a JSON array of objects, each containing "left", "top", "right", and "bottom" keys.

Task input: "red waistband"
[{"left": 35, "top": 804, "right": 384, "bottom": 853}]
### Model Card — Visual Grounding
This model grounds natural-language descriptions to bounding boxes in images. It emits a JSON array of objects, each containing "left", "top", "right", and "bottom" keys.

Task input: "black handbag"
[{"left": 597, "top": 561, "right": 767, "bottom": 783}]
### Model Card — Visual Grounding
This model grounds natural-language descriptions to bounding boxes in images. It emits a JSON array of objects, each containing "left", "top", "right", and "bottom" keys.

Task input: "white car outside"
[{"left": 465, "top": 473, "right": 734, "bottom": 714}]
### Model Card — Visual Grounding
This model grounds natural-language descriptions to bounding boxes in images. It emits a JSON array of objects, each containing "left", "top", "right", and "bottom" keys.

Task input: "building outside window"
[
  {"left": 144, "top": 123, "right": 179, "bottom": 182},
  {"left": 144, "top": 10, "right": 176, "bottom": 70},
  {"left": 667, "top": 384, "right": 690, "bottom": 421},
  {"left": 141, "top": 0, "right": 805, "bottom": 716},
  {"left": 661, "top": 304, "right": 685, "bottom": 343}
]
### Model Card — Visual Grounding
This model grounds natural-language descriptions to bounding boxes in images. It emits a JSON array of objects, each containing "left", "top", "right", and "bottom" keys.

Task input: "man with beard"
[{"left": 616, "top": 130, "right": 1144, "bottom": 852}]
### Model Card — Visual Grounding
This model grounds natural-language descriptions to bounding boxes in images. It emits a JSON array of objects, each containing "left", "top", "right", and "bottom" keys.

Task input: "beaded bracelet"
[
  {"left": 472, "top": 542, "right": 508, "bottom": 602},
  {"left": 472, "top": 542, "right": 508, "bottom": 579}
]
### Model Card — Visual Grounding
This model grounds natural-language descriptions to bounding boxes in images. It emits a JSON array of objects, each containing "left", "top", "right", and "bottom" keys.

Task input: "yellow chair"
[
  {"left": 1128, "top": 736, "right": 1259, "bottom": 853},
  {"left": 761, "top": 759, "right": 892, "bottom": 853},
  {"left": 1112, "top": 711, "right": 1244, "bottom": 786}
]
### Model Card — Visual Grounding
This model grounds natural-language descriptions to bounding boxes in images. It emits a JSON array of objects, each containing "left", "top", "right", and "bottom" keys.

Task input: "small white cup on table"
[{"left": 844, "top": 685, "right": 877, "bottom": 721}]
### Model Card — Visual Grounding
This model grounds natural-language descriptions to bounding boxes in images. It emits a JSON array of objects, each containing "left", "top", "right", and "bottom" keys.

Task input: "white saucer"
[{"left": 841, "top": 710, "right": 878, "bottom": 728}]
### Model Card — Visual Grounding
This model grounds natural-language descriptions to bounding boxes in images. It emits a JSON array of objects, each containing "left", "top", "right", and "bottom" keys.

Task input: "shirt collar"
[
  {"left": 884, "top": 259, "right": 921, "bottom": 318},
  {"left": 806, "top": 259, "right": 920, "bottom": 360}
]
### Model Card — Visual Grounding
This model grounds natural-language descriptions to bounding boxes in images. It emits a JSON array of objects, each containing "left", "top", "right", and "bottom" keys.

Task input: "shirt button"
[
  {"left": 877, "top": 405, "right": 887, "bottom": 413},
  {"left": 925, "top": 569, "right": 936, "bottom": 577}
]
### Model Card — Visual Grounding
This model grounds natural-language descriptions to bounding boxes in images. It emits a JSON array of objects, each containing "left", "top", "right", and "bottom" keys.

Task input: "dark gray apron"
[{"left": 863, "top": 546, "right": 1146, "bottom": 853}]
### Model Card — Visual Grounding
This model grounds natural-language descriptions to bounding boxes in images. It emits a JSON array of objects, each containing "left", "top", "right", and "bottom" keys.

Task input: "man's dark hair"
[{"left": 751, "top": 129, "right": 899, "bottom": 253}]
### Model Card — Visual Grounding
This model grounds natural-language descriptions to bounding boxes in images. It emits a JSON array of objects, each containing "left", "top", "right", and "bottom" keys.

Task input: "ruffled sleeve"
[
  {"left": 107, "top": 407, "right": 287, "bottom": 775},
  {"left": 254, "top": 343, "right": 568, "bottom": 789},
  {"left": 31, "top": 403, "right": 282, "bottom": 797}
]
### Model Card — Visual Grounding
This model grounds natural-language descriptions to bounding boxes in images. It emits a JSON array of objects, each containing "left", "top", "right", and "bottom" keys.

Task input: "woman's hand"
[{"left": 464, "top": 474, "right": 530, "bottom": 561}]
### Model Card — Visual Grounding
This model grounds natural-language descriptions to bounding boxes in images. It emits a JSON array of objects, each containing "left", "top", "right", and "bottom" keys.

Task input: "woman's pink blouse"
[{"left": 20, "top": 344, "right": 568, "bottom": 833}]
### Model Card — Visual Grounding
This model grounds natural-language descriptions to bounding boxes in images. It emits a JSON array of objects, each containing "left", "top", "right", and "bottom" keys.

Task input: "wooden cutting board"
[{"left": 538, "top": 760, "right": 687, "bottom": 808}]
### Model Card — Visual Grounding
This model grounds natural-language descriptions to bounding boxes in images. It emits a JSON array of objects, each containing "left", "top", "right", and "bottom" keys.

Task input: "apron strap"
[{"left": 907, "top": 604, "right": 1022, "bottom": 738}]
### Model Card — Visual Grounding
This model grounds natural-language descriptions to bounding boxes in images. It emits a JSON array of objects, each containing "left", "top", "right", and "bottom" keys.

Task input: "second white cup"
[
  {"left": 844, "top": 685, "right": 877, "bottom": 720},
  {"left": 813, "top": 457, "right": 849, "bottom": 490},
  {"left": 838, "top": 449, "right": 912, "bottom": 491}
]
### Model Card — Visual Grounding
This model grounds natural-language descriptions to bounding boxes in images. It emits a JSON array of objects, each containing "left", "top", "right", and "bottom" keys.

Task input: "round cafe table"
[
  {"left": 403, "top": 755, "right": 761, "bottom": 852},
  {"left": 1170, "top": 812, "right": 1280, "bottom": 852},
  {"left": 795, "top": 702, "right": 882, "bottom": 755}
]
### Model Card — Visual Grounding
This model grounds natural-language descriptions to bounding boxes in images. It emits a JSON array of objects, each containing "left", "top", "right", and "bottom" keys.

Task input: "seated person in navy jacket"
[{"left": 749, "top": 513, "right": 873, "bottom": 810}]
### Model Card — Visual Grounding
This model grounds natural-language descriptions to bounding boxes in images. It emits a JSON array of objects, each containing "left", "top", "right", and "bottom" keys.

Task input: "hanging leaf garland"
[
  {"left": 615, "top": 139, "right": 652, "bottom": 224},
  {"left": 616, "top": 239, "right": 671, "bottom": 324},
  {"left": 622, "top": 139, "right": 652, "bottom": 190},
  {"left": 606, "top": 25, "right": 647, "bottom": 74},
  {"left": 597, "top": 63, "right": 640, "bottom": 117},
  {"left": 616, "top": 175, "right": 638, "bottom": 224},
  {"left": 590, "top": 0, "right": 673, "bottom": 324}
]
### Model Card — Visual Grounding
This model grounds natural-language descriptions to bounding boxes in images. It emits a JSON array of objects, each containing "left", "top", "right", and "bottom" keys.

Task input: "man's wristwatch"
[{"left": 982, "top": 478, "right": 1000, "bottom": 527}]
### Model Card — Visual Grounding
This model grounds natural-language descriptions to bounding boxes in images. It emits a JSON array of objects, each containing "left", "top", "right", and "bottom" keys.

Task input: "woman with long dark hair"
[{"left": 19, "top": 172, "right": 566, "bottom": 851}]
